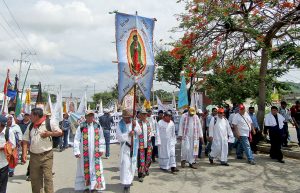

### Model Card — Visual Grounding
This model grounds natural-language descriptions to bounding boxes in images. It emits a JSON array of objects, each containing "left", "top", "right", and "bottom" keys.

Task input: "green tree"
[{"left": 172, "top": 0, "right": 300, "bottom": 128}]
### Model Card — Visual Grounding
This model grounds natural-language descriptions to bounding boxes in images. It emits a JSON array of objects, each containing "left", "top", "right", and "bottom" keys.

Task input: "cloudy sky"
[
  {"left": 0, "top": 0, "right": 299, "bottom": 101},
  {"left": 0, "top": 0, "right": 184, "bottom": 100}
]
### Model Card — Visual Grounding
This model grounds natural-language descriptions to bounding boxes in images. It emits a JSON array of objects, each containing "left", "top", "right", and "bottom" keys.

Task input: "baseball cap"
[
  {"left": 239, "top": 104, "right": 245, "bottom": 110},
  {"left": 85, "top": 110, "right": 95, "bottom": 116},
  {"left": 0, "top": 115, "right": 8, "bottom": 124},
  {"left": 218, "top": 108, "right": 225, "bottom": 113}
]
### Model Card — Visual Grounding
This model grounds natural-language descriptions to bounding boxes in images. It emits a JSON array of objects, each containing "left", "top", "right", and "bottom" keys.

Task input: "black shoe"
[
  {"left": 171, "top": 167, "right": 179, "bottom": 172},
  {"left": 138, "top": 177, "right": 143, "bottom": 182},
  {"left": 124, "top": 186, "right": 130, "bottom": 193},
  {"left": 8, "top": 172, "right": 14, "bottom": 177},
  {"left": 221, "top": 162, "right": 229, "bottom": 166},
  {"left": 145, "top": 171, "right": 149, "bottom": 176},
  {"left": 236, "top": 156, "right": 243, "bottom": 160},
  {"left": 189, "top": 164, "right": 198, "bottom": 169},
  {"left": 278, "top": 160, "right": 285, "bottom": 163},
  {"left": 160, "top": 168, "right": 168, "bottom": 172},
  {"left": 248, "top": 160, "right": 256, "bottom": 165},
  {"left": 209, "top": 157, "right": 214, "bottom": 164}
]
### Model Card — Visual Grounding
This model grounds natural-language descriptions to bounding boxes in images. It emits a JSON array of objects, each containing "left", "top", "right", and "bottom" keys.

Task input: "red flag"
[{"left": 3, "top": 69, "right": 10, "bottom": 95}]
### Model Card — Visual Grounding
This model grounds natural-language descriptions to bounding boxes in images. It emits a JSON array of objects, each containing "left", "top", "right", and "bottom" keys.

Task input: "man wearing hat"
[
  {"left": 208, "top": 108, "right": 234, "bottom": 166},
  {"left": 178, "top": 107, "right": 203, "bottom": 169},
  {"left": 22, "top": 108, "right": 62, "bottom": 193},
  {"left": 116, "top": 109, "right": 141, "bottom": 193},
  {"left": 98, "top": 108, "right": 114, "bottom": 159},
  {"left": 137, "top": 109, "right": 153, "bottom": 182},
  {"left": 74, "top": 110, "right": 106, "bottom": 192},
  {"left": 156, "top": 111, "right": 179, "bottom": 173},
  {"left": 0, "top": 115, "right": 16, "bottom": 193},
  {"left": 232, "top": 104, "right": 256, "bottom": 165}
]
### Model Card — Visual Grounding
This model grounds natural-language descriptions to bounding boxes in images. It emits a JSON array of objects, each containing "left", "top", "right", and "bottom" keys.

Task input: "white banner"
[{"left": 110, "top": 112, "right": 122, "bottom": 144}]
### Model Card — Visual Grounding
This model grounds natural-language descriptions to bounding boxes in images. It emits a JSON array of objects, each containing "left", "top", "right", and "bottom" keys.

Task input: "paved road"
[{"left": 7, "top": 143, "right": 300, "bottom": 193}]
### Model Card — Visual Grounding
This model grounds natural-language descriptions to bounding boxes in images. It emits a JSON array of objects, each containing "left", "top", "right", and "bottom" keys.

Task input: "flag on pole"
[
  {"left": 178, "top": 76, "right": 188, "bottom": 109},
  {"left": 51, "top": 88, "right": 63, "bottom": 123},
  {"left": 99, "top": 99, "right": 103, "bottom": 114},
  {"left": 156, "top": 95, "right": 165, "bottom": 111},
  {"left": 44, "top": 94, "right": 53, "bottom": 114},
  {"left": 172, "top": 92, "right": 176, "bottom": 109},
  {"left": 115, "top": 12, "right": 156, "bottom": 102},
  {"left": 24, "top": 89, "right": 31, "bottom": 114},
  {"left": 1, "top": 69, "right": 10, "bottom": 115},
  {"left": 35, "top": 82, "right": 43, "bottom": 106},
  {"left": 77, "top": 92, "right": 87, "bottom": 115},
  {"left": 15, "top": 94, "right": 22, "bottom": 116},
  {"left": 143, "top": 100, "right": 151, "bottom": 109}
]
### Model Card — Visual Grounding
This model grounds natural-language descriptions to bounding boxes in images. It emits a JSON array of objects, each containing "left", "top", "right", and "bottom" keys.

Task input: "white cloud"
[{"left": 0, "top": 0, "right": 185, "bottom": 100}]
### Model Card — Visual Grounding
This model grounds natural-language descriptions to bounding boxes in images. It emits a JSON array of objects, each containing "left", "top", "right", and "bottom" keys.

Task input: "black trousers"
[
  {"left": 250, "top": 129, "right": 261, "bottom": 152},
  {"left": 282, "top": 122, "right": 289, "bottom": 146},
  {"left": 151, "top": 136, "right": 158, "bottom": 160},
  {"left": 269, "top": 128, "right": 283, "bottom": 161},
  {"left": 0, "top": 165, "right": 8, "bottom": 193},
  {"left": 137, "top": 148, "right": 151, "bottom": 178}
]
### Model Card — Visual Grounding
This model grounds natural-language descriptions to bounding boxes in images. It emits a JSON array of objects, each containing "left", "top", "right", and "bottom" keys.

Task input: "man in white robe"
[
  {"left": 74, "top": 110, "right": 106, "bottom": 193},
  {"left": 178, "top": 107, "right": 203, "bottom": 169},
  {"left": 156, "top": 111, "right": 179, "bottom": 173},
  {"left": 208, "top": 108, "right": 234, "bottom": 166},
  {"left": 116, "top": 109, "right": 141, "bottom": 193}
]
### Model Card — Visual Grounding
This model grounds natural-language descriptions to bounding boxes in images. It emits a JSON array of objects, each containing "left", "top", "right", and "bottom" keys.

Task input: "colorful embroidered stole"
[
  {"left": 138, "top": 120, "right": 152, "bottom": 174},
  {"left": 81, "top": 122, "right": 102, "bottom": 189}
]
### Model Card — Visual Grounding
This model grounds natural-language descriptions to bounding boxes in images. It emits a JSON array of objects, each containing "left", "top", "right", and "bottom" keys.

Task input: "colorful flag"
[
  {"left": 24, "top": 89, "right": 31, "bottom": 114},
  {"left": 1, "top": 69, "right": 10, "bottom": 115},
  {"left": 143, "top": 100, "right": 151, "bottom": 109},
  {"left": 178, "top": 76, "right": 188, "bottom": 109},
  {"left": 115, "top": 12, "right": 155, "bottom": 102}
]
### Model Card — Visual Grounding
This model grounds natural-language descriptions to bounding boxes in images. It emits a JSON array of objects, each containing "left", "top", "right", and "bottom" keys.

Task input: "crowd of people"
[{"left": 0, "top": 100, "right": 299, "bottom": 193}]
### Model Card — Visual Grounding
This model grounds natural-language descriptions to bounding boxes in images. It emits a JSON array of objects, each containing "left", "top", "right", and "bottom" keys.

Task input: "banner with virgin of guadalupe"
[{"left": 115, "top": 12, "right": 155, "bottom": 102}]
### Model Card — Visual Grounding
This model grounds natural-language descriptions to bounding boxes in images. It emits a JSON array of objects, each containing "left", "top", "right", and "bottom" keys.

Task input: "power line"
[{"left": 2, "top": 0, "right": 35, "bottom": 52}]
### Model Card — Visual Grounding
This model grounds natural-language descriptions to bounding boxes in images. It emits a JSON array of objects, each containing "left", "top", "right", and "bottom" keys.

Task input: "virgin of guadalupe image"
[{"left": 129, "top": 34, "right": 145, "bottom": 76}]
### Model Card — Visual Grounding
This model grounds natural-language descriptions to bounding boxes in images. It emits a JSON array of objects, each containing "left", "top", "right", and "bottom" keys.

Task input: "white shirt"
[
  {"left": 141, "top": 122, "right": 148, "bottom": 147},
  {"left": 0, "top": 127, "right": 16, "bottom": 169},
  {"left": 232, "top": 113, "right": 252, "bottom": 137}
]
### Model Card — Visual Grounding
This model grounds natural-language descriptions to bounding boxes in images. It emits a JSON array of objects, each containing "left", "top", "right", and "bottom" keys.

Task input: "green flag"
[{"left": 15, "top": 94, "right": 22, "bottom": 116}]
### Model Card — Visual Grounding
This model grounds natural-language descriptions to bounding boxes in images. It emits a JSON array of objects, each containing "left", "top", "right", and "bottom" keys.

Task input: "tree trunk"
[{"left": 257, "top": 48, "right": 269, "bottom": 130}]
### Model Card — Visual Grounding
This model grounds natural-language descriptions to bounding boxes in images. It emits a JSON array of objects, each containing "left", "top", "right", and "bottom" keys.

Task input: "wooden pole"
[{"left": 130, "top": 85, "right": 137, "bottom": 157}]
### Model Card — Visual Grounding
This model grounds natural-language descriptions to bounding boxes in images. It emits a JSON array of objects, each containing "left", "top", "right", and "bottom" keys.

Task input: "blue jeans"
[
  {"left": 63, "top": 130, "right": 69, "bottom": 148},
  {"left": 236, "top": 136, "right": 254, "bottom": 161},
  {"left": 103, "top": 130, "right": 111, "bottom": 157}
]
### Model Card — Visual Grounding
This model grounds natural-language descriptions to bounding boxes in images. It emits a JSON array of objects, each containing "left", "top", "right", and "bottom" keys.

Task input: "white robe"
[
  {"left": 209, "top": 117, "right": 234, "bottom": 162},
  {"left": 156, "top": 120, "right": 177, "bottom": 170},
  {"left": 116, "top": 120, "right": 142, "bottom": 185},
  {"left": 178, "top": 113, "right": 203, "bottom": 164},
  {"left": 73, "top": 123, "right": 106, "bottom": 191}
]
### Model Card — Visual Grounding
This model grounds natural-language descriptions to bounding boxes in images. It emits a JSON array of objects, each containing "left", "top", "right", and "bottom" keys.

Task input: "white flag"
[
  {"left": 156, "top": 95, "right": 165, "bottom": 111},
  {"left": 77, "top": 92, "right": 87, "bottom": 115},
  {"left": 99, "top": 99, "right": 103, "bottom": 114},
  {"left": 172, "top": 92, "right": 176, "bottom": 109},
  {"left": 51, "top": 89, "right": 63, "bottom": 123}
]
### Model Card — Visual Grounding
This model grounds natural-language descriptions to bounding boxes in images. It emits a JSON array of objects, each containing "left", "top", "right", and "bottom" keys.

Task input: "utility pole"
[
  {"left": 20, "top": 63, "right": 37, "bottom": 102},
  {"left": 14, "top": 52, "right": 36, "bottom": 89}
]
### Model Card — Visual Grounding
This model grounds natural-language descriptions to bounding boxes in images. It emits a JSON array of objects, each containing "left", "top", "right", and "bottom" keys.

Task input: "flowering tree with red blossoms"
[{"left": 168, "top": 0, "right": 300, "bottom": 128}]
